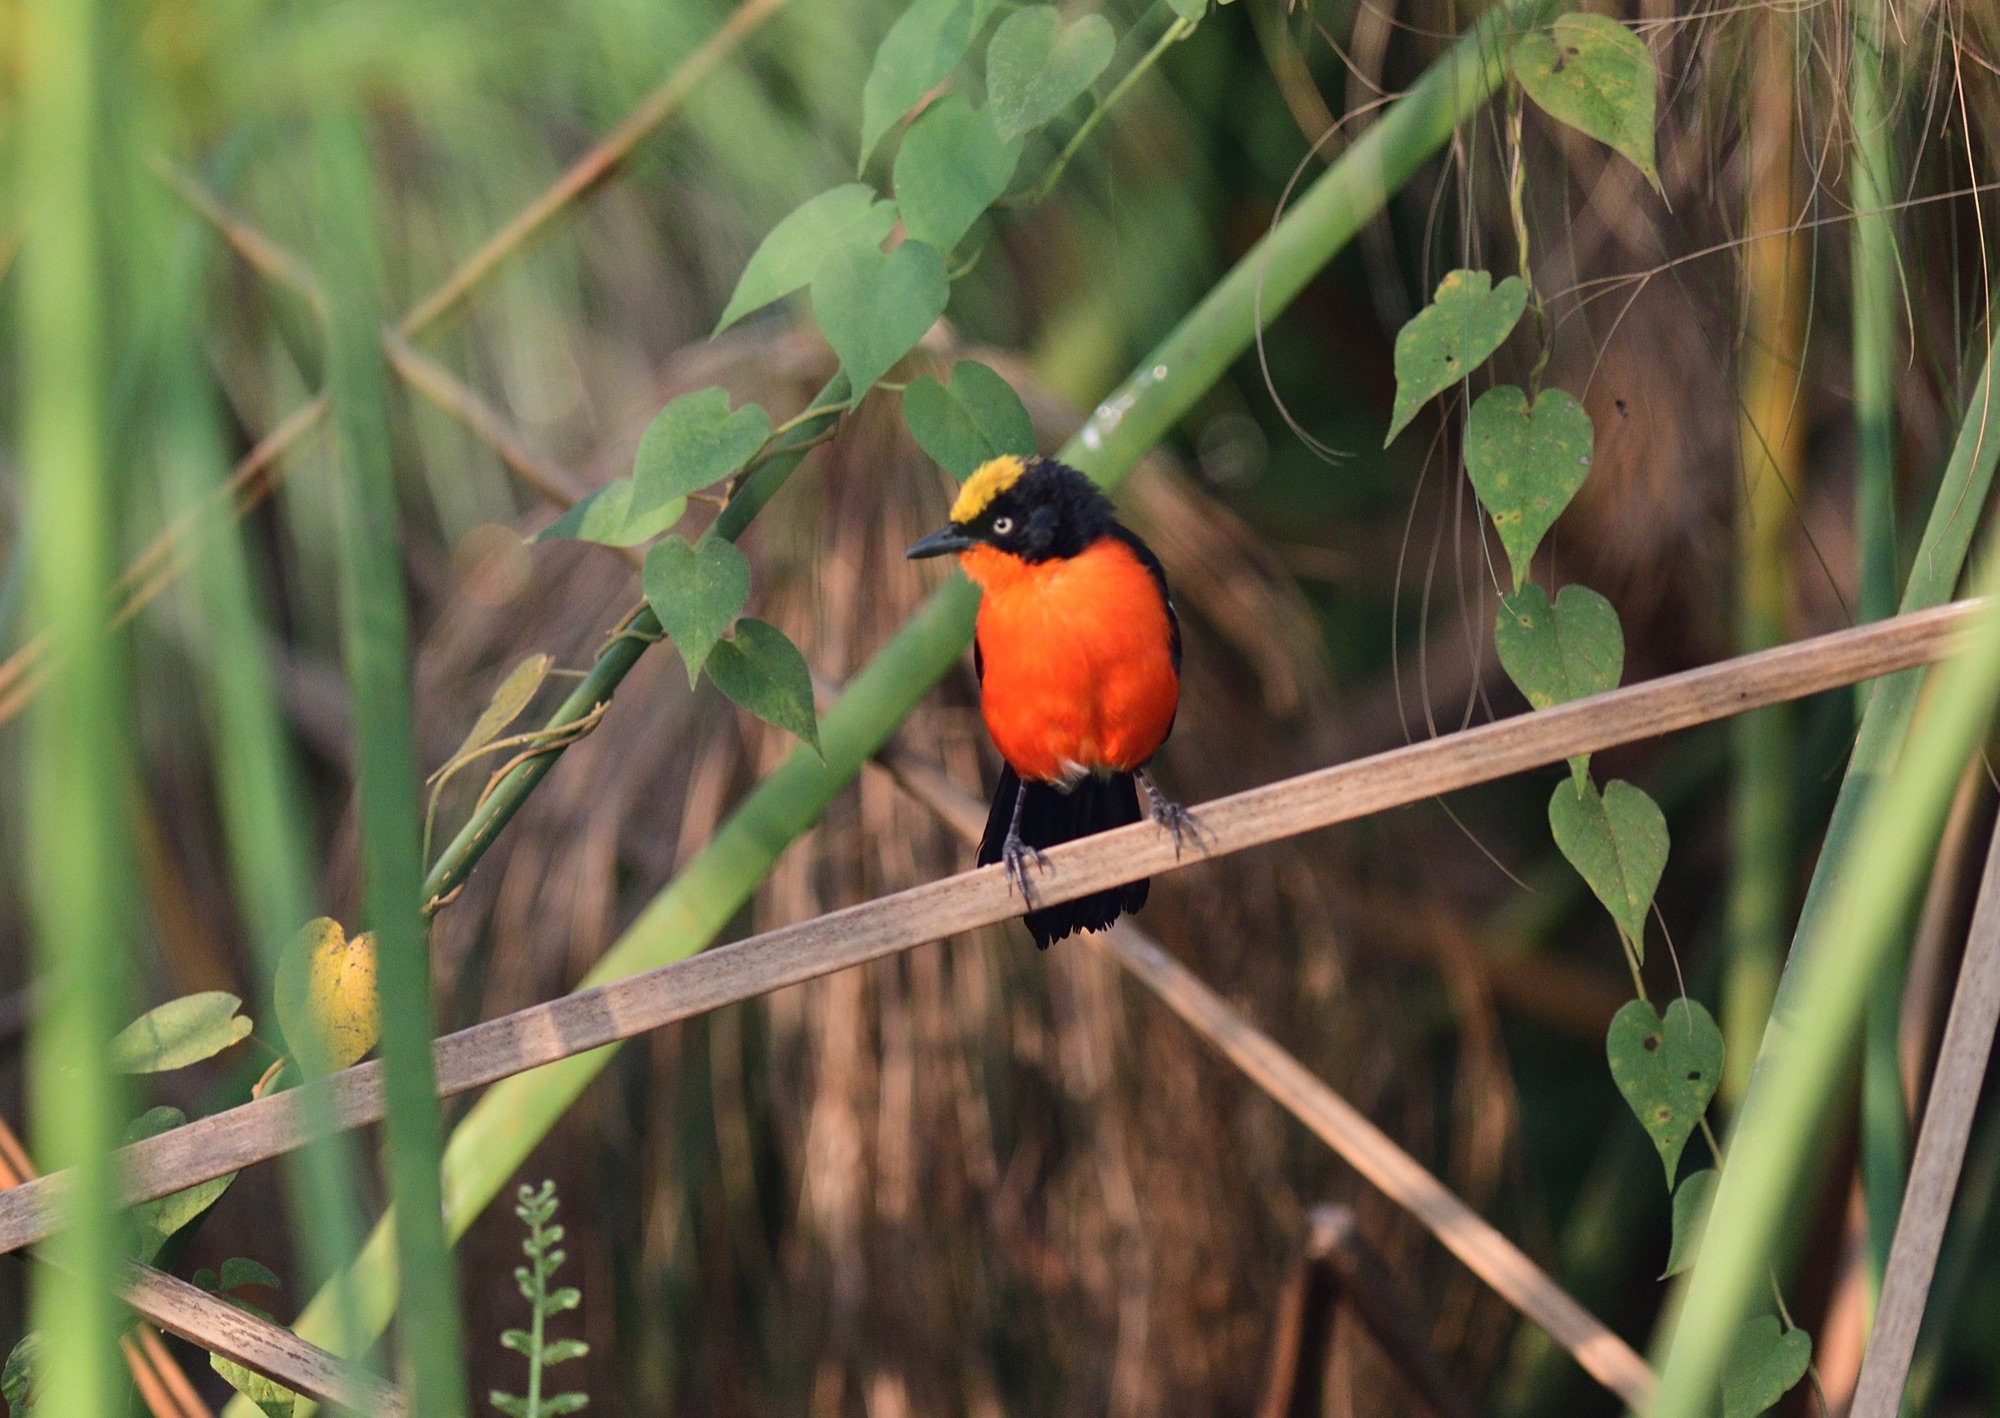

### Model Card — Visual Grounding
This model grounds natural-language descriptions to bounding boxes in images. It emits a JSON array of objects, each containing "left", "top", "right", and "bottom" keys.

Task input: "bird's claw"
[
  {"left": 1001, "top": 832, "right": 1053, "bottom": 905},
  {"left": 1136, "top": 770, "right": 1211, "bottom": 860}
]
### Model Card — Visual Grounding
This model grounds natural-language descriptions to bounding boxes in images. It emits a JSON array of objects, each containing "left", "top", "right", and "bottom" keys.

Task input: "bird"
[{"left": 907, "top": 454, "right": 1198, "bottom": 947}]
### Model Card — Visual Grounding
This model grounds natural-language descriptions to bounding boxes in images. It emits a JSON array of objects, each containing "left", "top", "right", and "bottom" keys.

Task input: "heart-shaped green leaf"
[
  {"left": 812, "top": 237, "right": 950, "bottom": 397},
  {"left": 110, "top": 993, "right": 252, "bottom": 1074},
  {"left": 125, "top": 1107, "right": 238, "bottom": 1265},
  {"left": 893, "top": 95, "right": 1020, "bottom": 254},
  {"left": 1386, "top": 269, "right": 1529, "bottom": 444},
  {"left": 633, "top": 388, "right": 770, "bottom": 511},
  {"left": 986, "top": 7, "right": 1115, "bottom": 144},
  {"left": 1496, "top": 582, "right": 1623, "bottom": 781},
  {"left": 1550, "top": 777, "right": 1667, "bottom": 954},
  {"left": 1607, "top": 997, "right": 1723, "bottom": 1187},
  {"left": 644, "top": 535, "right": 751, "bottom": 687},
  {"left": 1166, "top": 0, "right": 1207, "bottom": 20},
  {"left": 859, "top": 0, "right": 1001, "bottom": 168},
  {"left": 535, "top": 479, "right": 685, "bottom": 547},
  {"left": 1513, "top": 14, "right": 1659, "bottom": 189},
  {"left": 707, "top": 618, "right": 821, "bottom": 755},
  {"left": 1495, "top": 583, "right": 1623, "bottom": 709},
  {"left": 714, "top": 185, "right": 900, "bottom": 334},
  {"left": 1466, "top": 384, "right": 1594, "bottom": 589},
  {"left": 1723, "top": 1316, "right": 1811, "bottom": 1418},
  {"left": 901, "top": 360, "right": 1036, "bottom": 476},
  {"left": 1661, "top": 1166, "right": 1717, "bottom": 1278}
]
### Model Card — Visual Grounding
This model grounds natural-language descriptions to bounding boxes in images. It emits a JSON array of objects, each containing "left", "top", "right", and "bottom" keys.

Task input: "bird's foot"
[
  {"left": 1136, "top": 768, "right": 1211, "bottom": 859},
  {"left": 1000, "top": 830, "right": 1053, "bottom": 905}
]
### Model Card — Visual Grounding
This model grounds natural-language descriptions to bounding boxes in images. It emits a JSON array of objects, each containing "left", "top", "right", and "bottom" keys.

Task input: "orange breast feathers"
[{"left": 960, "top": 537, "right": 1180, "bottom": 785}]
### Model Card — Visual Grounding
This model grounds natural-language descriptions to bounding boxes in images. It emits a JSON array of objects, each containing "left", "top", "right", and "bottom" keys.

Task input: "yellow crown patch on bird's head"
[{"left": 951, "top": 455, "right": 1030, "bottom": 524}]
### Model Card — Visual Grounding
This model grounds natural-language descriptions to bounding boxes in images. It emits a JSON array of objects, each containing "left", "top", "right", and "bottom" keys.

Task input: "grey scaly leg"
[
  {"left": 1135, "top": 766, "right": 1209, "bottom": 859},
  {"left": 999, "top": 777, "right": 1052, "bottom": 903}
]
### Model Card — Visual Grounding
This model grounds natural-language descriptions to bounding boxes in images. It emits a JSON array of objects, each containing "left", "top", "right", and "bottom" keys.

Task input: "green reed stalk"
[
  {"left": 18, "top": 0, "right": 133, "bottom": 1412},
  {"left": 154, "top": 185, "right": 373, "bottom": 1366},
  {"left": 1850, "top": 0, "right": 1911, "bottom": 1300},
  {"left": 1651, "top": 332, "right": 2000, "bottom": 1418},
  {"left": 315, "top": 117, "right": 468, "bottom": 1416},
  {"left": 246, "top": 2, "right": 1563, "bottom": 1391}
]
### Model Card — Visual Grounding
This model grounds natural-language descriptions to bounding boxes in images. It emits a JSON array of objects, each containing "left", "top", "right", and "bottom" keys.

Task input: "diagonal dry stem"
[
  {"left": 1850, "top": 804, "right": 2000, "bottom": 1416},
  {"left": 881, "top": 741, "right": 1654, "bottom": 1409},
  {"left": 0, "top": 601, "right": 1975, "bottom": 1263},
  {"left": 0, "top": 1114, "right": 403, "bottom": 1413}
]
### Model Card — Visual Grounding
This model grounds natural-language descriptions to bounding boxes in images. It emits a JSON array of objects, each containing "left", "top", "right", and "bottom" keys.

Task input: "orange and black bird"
[{"left": 907, "top": 454, "right": 1196, "bottom": 947}]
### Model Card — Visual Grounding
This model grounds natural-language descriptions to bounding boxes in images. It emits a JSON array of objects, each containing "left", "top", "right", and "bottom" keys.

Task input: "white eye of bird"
[{"left": 991, "top": 516, "right": 1015, "bottom": 535}]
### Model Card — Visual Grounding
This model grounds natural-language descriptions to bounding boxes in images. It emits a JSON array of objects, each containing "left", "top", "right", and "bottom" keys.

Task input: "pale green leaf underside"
[
  {"left": 111, "top": 992, "right": 252, "bottom": 1074},
  {"left": 453, "top": 653, "right": 551, "bottom": 762},
  {"left": 535, "top": 481, "right": 685, "bottom": 547}
]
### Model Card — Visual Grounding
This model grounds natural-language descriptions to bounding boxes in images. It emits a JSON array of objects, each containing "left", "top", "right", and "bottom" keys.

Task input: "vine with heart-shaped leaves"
[
  {"left": 1384, "top": 16, "right": 1808, "bottom": 1410},
  {"left": 525, "top": 0, "right": 1209, "bottom": 772}
]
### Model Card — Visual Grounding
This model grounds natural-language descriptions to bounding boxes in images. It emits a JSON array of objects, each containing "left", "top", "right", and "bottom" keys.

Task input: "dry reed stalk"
[
  {"left": 0, "top": 1113, "right": 402, "bottom": 1412},
  {"left": 1850, "top": 813, "right": 2000, "bottom": 1415},
  {"left": 888, "top": 749, "right": 1648, "bottom": 1407},
  {"left": 0, "top": 600, "right": 1976, "bottom": 1263},
  {"left": 1093, "top": 925, "right": 1655, "bottom": 1410}
]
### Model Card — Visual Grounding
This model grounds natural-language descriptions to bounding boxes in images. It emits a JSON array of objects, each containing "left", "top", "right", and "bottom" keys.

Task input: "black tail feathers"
[{"left": 978, "top": 764, "right": 1150, "bottom": 948}]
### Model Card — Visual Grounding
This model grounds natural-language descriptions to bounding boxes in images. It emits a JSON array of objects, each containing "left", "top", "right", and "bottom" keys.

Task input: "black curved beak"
[{"left": 906, "top": 525, "right": 976, "bottom": 560}]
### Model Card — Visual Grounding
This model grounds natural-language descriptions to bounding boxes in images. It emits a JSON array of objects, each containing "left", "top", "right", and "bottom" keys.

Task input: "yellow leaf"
[{"left": 274, "top": 918, "right": 381, "bottom": 1073}]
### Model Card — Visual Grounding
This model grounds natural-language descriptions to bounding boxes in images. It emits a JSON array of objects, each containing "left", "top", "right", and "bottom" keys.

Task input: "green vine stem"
[
  {"left": 1504, "top": 80, "right": 1551, "bottom": 397},
  {"left": 262, "top": 0, "right": 1565, "bottom": 1397},
  {"left": 1649, "top": 322, "right": 2000, "bottom": 1418}
]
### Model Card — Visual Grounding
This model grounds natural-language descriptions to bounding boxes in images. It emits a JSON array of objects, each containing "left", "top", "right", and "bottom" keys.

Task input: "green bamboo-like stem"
[
  {"left": 247, "top": 1, "right": 1562, "bottom": 1386},
  {"left": 1723, "top": 8, "right": 1804, "bottom": 1111},
  {"left": 1651, "top": 332, "right": 2000, "bottom": 1418},
  {"left": 315, "top": 117, "right": 469, "bottom": 1417},
  {"left": 19, "top": 0, "right": 132, "bottom": 1410},
  {"left": 155, "top": 192, "right": 373, "bottom": 1367},
  {"left": 1852, "top": 0, "right": 1901, "bottom": 627},
  {"left": 1850, "top": 0, "right": 1910, "bottom": 1301}
]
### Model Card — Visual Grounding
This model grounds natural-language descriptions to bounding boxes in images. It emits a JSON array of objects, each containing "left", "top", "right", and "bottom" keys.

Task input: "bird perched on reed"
[{"left": 908, "top": 454, "right": 1197, "bottom": 946}]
